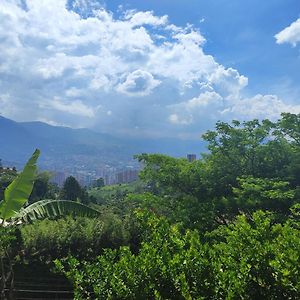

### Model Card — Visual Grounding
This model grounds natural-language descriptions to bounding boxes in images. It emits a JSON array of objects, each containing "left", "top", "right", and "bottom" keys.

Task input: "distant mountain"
[{"left": 0, "top": 116, "right": 206, "bottom": 170}]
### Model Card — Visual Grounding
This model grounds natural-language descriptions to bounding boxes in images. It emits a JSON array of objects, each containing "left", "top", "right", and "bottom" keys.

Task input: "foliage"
[
  {"left": 0, "top": 167, "right": 17, "bottom": 202},
  {"left": 125, "top": 193, "right": 216, "bottom": 232},
  {"left": 232, "top": 176, "right": 296, "bottom": 215},
  {"left": 88, "top": 181, "right": 146, "bottom": 206},
  {"left": 136, "top": 154, "right": 207, "bottom": 199},
  {"left": 58, "top": 210, "right": 300, "bottom": 300},
  {"left": 0, "top": 227, "right": 21, "bottom": 299},
  {"left": 208, "top": 210, "right": 299, "bottom": 299},
  {"left": 28, "top": 171, "right": 59, "bottom": 203},
  {"left": 201, "top": 119, "right": 292, "bottom": 195},
  {"left": 0, "top": 150, "right": 103, "bottom": 298},
  {"left": 52, "top": 114, "right": 300, "bottom": 299},
  {"left": 60, "top": 176, "right": 83, "bottom": 201},
  {"left": 93, "top": 177, "right": 105, "bottom": 188},
  {"left": 21, "top": 214, "right": 129, "bottom": 262},
  {"left": 56, "top": 212, "right": 212, "bottom": 299},
  {"left": 16, "top": 199, "right": 101, "bottom": 223},
  {"left": 276, "top": 112, "right": 300, "bottom": 146},
  {"left": 0, "top": 149, "right": 40, "bottom": 221},
  {"left": 135, "top": 115, "right": 300, "bottom": 227}
]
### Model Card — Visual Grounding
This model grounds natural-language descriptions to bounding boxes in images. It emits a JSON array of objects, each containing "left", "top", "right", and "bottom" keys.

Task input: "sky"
[{"left": 0, "top": 0, "right": 299, "bottom": 139}]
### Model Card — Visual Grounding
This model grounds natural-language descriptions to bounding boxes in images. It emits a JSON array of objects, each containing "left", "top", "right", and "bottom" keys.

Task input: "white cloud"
[
  {"left": 65, "top": 87, "right": 82, "bottom": 97},
  {"left": 207, "top": 67, "right": 248, "bottom": 99},
  {"left": 275, "top": 18, "right": 300, "bottom": 46},
  {"left": 41, "top": 98, "right": 95, "bottom": 118},
  {"left": 168, "top": 91, "right": 224, "bottom": 126},
  {"left": 124, "top": 10, "right": 168, "bottom": 27},
  {"left": 173, "top": 30, "right": 206, "bottom": 46},
  {"left": 185, "top": 92, "right": 223, "bottom": 109},
  {"left": 228, "top": 94, "right": 300, "bottom": 118},
  {"left": 168, "top": 92, "right": 300, "bottom": 131},
  {"left": 168, "top": 113, "right": 193, "bottom": 125},
  {"left": 117, "top": 70, "right": 161, "bottom": 96}
]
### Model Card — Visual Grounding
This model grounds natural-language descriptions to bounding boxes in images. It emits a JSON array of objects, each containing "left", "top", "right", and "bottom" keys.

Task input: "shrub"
[
  {"left": 57, "top": 211, "right": 300, "bottom": 299},
  {"left": 21, "top": 214, "right": 129, "bottom": 262}
]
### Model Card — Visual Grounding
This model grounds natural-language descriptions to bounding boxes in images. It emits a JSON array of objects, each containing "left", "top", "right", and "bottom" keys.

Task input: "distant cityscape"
[
  {"left": 51, "top": 167, "right": 140, "bottom": 187},
  {"left": 51, "top": 154, "right": 197, "bottom": 187},
  {"left": 2, "top": 153, "right": 197, "bottom": 187}
]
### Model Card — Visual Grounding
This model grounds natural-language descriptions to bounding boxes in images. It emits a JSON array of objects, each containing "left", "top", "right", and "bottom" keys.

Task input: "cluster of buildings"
[
  {"left": 50, "top": 154, "right": 197, "bottom": 188},
  {"left": 51, "top": 167, "right": 139, "bottom": 187}
]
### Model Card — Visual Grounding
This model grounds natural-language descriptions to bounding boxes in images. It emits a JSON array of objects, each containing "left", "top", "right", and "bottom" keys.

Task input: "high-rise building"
[
  {"left": 187, "top": 154, "right": 197, "bottom": 162},
  {"left": 115, "top": 169, "right": 139, "bottom": 184}
]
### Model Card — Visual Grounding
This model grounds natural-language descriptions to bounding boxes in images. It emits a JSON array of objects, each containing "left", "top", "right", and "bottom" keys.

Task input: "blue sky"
[{"left": 0, "top": 0, "right": 299, "bottom": 139}]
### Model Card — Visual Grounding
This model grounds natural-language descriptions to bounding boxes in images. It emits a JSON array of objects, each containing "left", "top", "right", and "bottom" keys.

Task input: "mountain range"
[{"left": 0, "top": 115, "right": 206, "bottom": 171}]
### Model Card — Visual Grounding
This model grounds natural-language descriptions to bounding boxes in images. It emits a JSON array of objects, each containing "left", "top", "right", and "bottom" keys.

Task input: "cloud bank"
[{"left": 0, "top": 0, "right": 298, "bottom": 139}]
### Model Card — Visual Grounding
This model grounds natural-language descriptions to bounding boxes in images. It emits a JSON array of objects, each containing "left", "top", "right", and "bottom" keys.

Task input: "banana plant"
[
  {"left": 0, "top": 149, "right": 101, "bottom": 298},
  {"left": 0, "top": 149, "right": 101, "bottom": 225}
]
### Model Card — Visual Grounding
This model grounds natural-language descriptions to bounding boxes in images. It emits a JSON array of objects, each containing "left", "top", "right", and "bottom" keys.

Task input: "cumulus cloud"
[
  {"left": 228, "top": 94, "right": 300, "bottom": 118},
  {"left": 168, "top": 92, "right": 224, "bottom": 126},
  {"left": 117, "top": 70, "right": 161, "bottom": 96},
  {"left": 275, "top": 18, "right": 300, "bottom": 46},
  {"left": 207, "top": 67, "right": 248, "bottom": 99},
  {"left": 169, "top": 93, "right": 300, "bottom": 131},
  {"left": 124, "top": 10, "right": 168, "bottom": 27},
  {"left": 0, "top": 0, "right": 298, "bottom": 137}
]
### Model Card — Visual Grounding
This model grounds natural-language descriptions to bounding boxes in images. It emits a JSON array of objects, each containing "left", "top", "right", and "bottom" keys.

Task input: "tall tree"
[
  {"left": 60, "top": 176, "right": 83, "bottom": 201},
  {"left": 28, "top": 171, "right": 52, "bottom": 203},
  {"left": 93, "top": 177, "right": 105, "bottom": 188}
]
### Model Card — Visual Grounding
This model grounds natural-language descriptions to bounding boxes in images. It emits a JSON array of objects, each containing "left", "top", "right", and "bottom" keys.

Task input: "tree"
[
  {"left": 28, "top": 171, "right": 52, "bottom": 204},
  {"left": 60, "top": 176, "right": 83, "bottom": 202},
  {"left": 201, "top": 118, "right": 292, "bottom": 196},
  {"left": 93, "top": 177, "right": 105, "bottom": 188},
  {"left": 134, "top": 115, "right": 299, "bottom": 229},
  {"left": 134, "top": 154, "right": 215, "bottom": 230},
  {"left": 276, "top": 112, "right": 300, "bottom": 146},
  {"left": 232, "top": 176, "right": 296, "bottom": 217}
]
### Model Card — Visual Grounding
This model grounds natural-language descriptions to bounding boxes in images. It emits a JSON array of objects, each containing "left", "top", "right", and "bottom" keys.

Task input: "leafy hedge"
[
  {"left": 21, "top": 214, "right": 130, "bottom": 261},
  {"left": 56, "top": 209, "right": 300, "bottom": 299}
]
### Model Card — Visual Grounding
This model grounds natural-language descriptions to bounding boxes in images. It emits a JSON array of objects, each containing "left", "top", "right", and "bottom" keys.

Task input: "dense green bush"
[
  {"left": 208, "top": 210, "right": 300, "bottom": 299},
  {"left": 57, "top": 210, "right": 300, "bottom": 299},
  {"left": 21, "top": 214, "right": 130, "bottom": 262}
]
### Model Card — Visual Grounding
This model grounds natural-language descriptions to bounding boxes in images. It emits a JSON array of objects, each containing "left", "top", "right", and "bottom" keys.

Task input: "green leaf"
[
  {"left": 0, "top": 149, "right": 40, "bottom": 221},
  {"left": 15, "top": 199, "right": 101, "bottom": 223}
]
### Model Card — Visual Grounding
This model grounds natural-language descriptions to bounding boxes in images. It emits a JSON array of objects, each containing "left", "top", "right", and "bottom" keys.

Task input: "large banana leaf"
[
  {"left": 0, "top": 149, "right": 40, "bottom": 221},
  {"left": 15, "top": 199, "right": 102, "bottom": 223}
]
